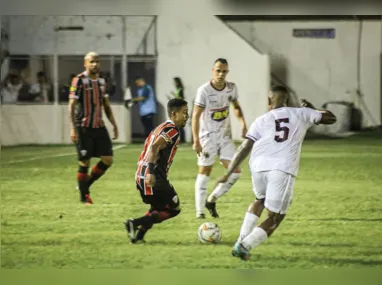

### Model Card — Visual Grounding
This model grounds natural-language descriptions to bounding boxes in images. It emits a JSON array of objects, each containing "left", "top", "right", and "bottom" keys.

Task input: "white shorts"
[
  {"left": 251, "top": 170, "right": 295, "bottom": 214},
  {"left": 197, "top": 134, "right": 236, "bottom": 166}
]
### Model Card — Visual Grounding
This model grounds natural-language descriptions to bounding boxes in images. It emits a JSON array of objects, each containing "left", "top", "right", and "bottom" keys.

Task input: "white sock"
[
  {"left": 238, "top": 212, "right": 259, "bottom": 242},
  {"left": 241, "top": 227, "right": 268, "bottom": 251},
  {"left": 195, "top": 174, "right": 210, "bottom": 216},
  {"left": 207, "top": 172, "right": 241, "bottom": 202}
]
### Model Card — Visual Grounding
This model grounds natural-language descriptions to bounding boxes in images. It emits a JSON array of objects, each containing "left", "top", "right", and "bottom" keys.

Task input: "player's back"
[
  {"left": 247, "top": 107, "right": 322, "bottom": 176},
  {"left": 136, "top": 120, "right": 180, "bottom": 178}
]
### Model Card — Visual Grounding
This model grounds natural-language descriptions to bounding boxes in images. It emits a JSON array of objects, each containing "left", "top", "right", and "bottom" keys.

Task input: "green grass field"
[{"left": 1, "top": 133, "right": 382, "bottom": 269}]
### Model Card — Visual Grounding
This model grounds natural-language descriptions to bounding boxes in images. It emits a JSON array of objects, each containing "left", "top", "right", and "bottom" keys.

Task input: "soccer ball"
[{"left": 197, "top": 222, "right": 222, "bottom": 244}]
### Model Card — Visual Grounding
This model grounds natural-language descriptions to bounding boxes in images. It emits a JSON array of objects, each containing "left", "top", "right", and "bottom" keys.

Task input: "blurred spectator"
[
  {"left": 29, "top": 71, "right": 53, "bottom": 103},
  {"left": 168, "top": 77, "right": 186, "bottom": 143},
  {"left": 132, "top": 76, "right": 157, "bottom": 137},
  {"left": 60, "top": 73, "right": 76, "bottom": 102},
  {"left": 0, "top": 70, "right": 29, "bottom": 103}
]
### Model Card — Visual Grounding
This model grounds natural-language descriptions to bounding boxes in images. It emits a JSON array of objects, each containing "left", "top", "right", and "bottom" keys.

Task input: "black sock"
[
  {"left": 133, "top": 215, "right": 156, "bottom": 229},
  {"left": 88, "top": 161, "right": 110, "bottom": 187},
  {"left": 77, "top": 165, "right": 89, "bottom": 201}
]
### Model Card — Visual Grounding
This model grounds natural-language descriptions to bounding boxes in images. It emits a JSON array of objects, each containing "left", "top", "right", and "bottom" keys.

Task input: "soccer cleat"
[
  {"left": 124, "top": 219, "right": 139, "bottom": 243},
  {"left": 205, "top": 201, "right": 219, "bottom": 218},
  {"left": 231, "top": 242, "right": 251, "bottom": 261},
  {"left": 196, "top": 213, "right": 206, "bottom": 219},
  {"left": 84, "top": 194, "right": 93, "bottom": 204}
]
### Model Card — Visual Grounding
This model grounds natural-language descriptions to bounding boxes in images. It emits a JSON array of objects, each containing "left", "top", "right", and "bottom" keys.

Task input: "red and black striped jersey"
[
  {"left": 69, "top": 71, "right": 107, "bottom": 128},
  {"left": 136, "top": 120, "right": 180, "bottom": 178}
]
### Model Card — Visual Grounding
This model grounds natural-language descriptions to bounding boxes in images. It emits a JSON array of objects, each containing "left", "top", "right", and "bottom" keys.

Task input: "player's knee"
[
  {"left": 101, "top": 156, "right": 113, "bottom": 166},
  {"left": 171, "top": 208, "right": 181, "bottom": 217},
  {"left": 198, "top": 166, "right": 212, "bottom": 176},
  {"left": 268, "top": 211, "right": 284, "bottom": 225},
  {"left": 79, "top": 160, "right": 90, "bottom": 167}
]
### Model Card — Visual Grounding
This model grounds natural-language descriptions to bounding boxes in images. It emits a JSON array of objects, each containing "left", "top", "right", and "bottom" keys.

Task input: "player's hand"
[
  {"left": 193, "top": 141, "right": 203, "bottom": 156},
  {"left": 300, "top": 99, "right": 315, "bottom": 109},
  {"left": 70, "top": 129, "right": 78, "bottom": 143},
  {"left": 145, "top": 174, "right": 156, "bottom": 187},
  {"left": 113, "top": 126, "right": 119, "bottom": 140},
  {"left": 241, "top": 125, "right": 248, "bottom": 139}
]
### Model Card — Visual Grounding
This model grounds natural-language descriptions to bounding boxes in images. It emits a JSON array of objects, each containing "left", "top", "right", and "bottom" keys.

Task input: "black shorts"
[
  {"left": 75, "top": 126, "right": 113, "bottom": 161},
  {"left": 136, "top": 174, "right": 180, "bottom": 211}
]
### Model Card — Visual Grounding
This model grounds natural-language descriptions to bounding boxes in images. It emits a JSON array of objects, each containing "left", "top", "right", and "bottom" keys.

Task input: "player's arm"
[
  {"left": 231, "top": 99, "right": 248, "bottom": 138},
  {"left": 132, "top": 86, "right": 150, "bottom": 102},
  {"left": 103, "top": 96, "right": 119, "bottom": 139},
  {"left": 216, "top": 138, "right": 254, "bottom": 184},
  {"left": 191, "top": 104, "right": 204, "bottom": 154},
  {"left": 68, "top": 76, "right": 81, "bottom": 143},
  {"left": 300, "top": 99, "right": 337, "bottom": 125},
  {"left": 68, "top": 98, "right": 78, "bottom": 143},
  {"left": 145, "top": 136, "right": 168, "bottom": 187}
]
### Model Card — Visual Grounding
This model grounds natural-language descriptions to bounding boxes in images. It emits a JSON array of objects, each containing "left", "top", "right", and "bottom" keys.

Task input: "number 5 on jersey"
[{"left": 274, "top": 118, "right": 289, "bottom": 142}]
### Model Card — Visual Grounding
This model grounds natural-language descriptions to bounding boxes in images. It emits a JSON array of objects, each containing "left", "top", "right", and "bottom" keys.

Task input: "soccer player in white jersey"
[
  {"left": 215, "top": 85, "right": 337, "bottom": 260},
  {"left": 192, "top": 58, "right": 248, "bottom": 219}
]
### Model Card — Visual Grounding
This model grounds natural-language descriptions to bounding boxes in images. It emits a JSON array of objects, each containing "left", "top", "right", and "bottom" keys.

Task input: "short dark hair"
[
  {"left": 134, "top": 76, "right": 144, "bottom": 81},
  {"left": 173, "top": 77, "right": 184, "bottom": 89},
  {"left": 167, "top": 98, "right": 188, "bottom": 117},
  {"left": 214, "top": 58, "right": 228, "bottom": 65},
  {"left": 271, "top": 85, "right": 288, "bottom": 94}
]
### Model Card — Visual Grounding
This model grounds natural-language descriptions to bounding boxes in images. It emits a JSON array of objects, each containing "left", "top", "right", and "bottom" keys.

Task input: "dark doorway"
[{"left": 127, "top": 56, "right": 157, "bottom": 139}]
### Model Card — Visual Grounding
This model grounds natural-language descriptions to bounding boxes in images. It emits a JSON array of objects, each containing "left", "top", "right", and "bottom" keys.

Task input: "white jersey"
[
  {"left": 194, "top": 81, "right": 238, "bottom": 138},
  {"left": 246, "top": 107, "right": 322, "bottom": 176}
]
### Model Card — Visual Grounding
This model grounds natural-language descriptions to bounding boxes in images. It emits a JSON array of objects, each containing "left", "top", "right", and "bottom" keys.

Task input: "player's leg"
[
  {"left": 205, "top": 138, "right": 241, "bottom": 217},
  {"left": 75, "top": 127, "right": 93, "bottom": 204},
  {"left": 87, "top": 127, "right": 113, "bottom": 187},
  {"left": 195, "top": 165, "right": 213, "bottom": 219},
  {"left": 195, "top": 136, "right": 217, "bottom": 219},
  {"left": 236, "top": 171, "right": 267, "bottom": 242},
  {"left": 233, "top": 171, "right": 295, "bottom": 260},
  {"left": 134, "top": 185, "right": 181, "bottom": 242}
]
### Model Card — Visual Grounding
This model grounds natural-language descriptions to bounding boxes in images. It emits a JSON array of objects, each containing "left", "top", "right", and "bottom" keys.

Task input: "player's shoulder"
[
  {"left": 197, "top": 81, "right": 211, "bottom": 92},
  {"left": 226, "top": 81, "right": 237, "bottom": 90},
  {"left": 76, "top": 72, "right": 87, "bottom": 79},
  {"left": 161, "top": 121, "right": 179, "bottom": 143}
]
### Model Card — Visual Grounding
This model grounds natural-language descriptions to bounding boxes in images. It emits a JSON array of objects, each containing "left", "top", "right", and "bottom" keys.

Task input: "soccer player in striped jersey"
[
  {"left": 124, "top": 98, "right": 189, "bottom": 244},
  {"left": 68, "top": 52, "right": 119, "bottom": 205}
]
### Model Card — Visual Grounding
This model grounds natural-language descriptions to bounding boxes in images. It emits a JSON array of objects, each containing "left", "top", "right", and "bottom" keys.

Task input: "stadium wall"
[
  {"left": 0, "top": 105, "right": 131, "bottom": 146},
  {"left": 3, "top": 15, "right": 270, "bottom": 145},
  {"left": 8, "top": 16, "right": 155, "bottom": 55},
  {"left": 226, "top": 19, "right": 382, "bottom": 127}
]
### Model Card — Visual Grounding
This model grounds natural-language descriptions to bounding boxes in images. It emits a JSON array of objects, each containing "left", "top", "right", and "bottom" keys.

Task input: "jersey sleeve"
[
  {"left": 69, "top": 76, "right": 82, "bottom": 100},
  {"left": 246, "top": 119, "right": 261, "bottom": 142},
  {"left": 194, "top": 87, "right": 206, "bottom": 107},
  {"left": 231, "top": 82, "right": 238, "bottom": 101},
  {"left": 301, "top": 107, "right": 322, "bottom": 127},
  {"left": 160, "top": 126, "right": 179, "bottom": 145},
  {"left": 98, "top": 78, "right": 108, "bottom": 98}
]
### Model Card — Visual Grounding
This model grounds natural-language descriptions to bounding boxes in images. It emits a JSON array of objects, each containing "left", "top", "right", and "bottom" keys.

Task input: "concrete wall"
[
  {"left": 8, "top": 16, "right": 154, "bottom": 55},
  {"left": 226, "top": 20, "right": 382, "bottom": 127},
  {"left": 0, "top": 104, "right": 131, "bottom": 146}
]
